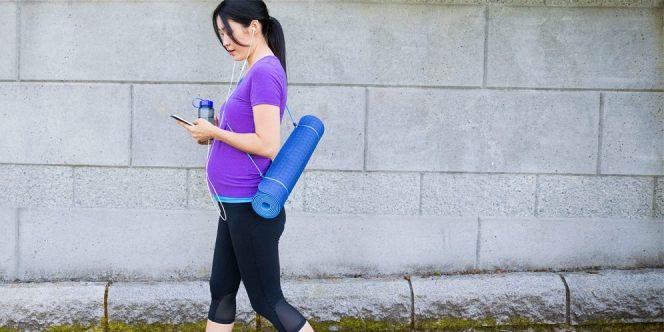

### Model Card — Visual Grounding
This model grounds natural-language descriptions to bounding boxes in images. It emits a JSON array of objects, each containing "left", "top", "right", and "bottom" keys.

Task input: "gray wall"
[{"left": 0, "top": 0, "right": 662, "bottom": 282}]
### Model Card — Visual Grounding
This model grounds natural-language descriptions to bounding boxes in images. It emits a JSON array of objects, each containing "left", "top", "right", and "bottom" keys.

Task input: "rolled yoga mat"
[{"left": 252, "top": 115, "right": 324, "bottom": 218}]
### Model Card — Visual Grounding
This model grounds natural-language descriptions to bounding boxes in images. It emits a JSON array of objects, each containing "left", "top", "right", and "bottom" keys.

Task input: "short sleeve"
[{"left": 249, "top": 62, "right": 285, "bottom": 108}]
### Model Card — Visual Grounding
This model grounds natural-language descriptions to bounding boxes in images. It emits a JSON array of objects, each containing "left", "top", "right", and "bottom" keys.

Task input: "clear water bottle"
[{"left": 194, "top": 99, "right": 214, "bottom": 124}]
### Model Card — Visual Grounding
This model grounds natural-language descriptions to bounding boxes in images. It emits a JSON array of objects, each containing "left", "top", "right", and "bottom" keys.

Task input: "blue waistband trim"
[{"left": 214, "top": 195, "right": 253, "bottom": 203}]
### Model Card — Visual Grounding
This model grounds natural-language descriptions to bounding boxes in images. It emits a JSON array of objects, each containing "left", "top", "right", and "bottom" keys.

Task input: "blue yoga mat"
[{"left": 252, "top": 115, "right": 324, "bottom": 218}]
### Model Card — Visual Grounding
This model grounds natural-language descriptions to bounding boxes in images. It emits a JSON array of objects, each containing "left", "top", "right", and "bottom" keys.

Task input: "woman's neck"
[{"left": 247, "top": 42, "right": 274, "bottom": 70}]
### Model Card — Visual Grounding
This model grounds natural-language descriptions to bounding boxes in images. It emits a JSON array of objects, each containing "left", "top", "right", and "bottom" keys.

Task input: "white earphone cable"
[{"left": 205, "top": 30, "right": 255, "bottom": 221}]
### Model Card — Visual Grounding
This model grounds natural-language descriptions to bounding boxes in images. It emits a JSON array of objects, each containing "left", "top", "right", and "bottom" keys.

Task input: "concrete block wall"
[{"left": 0, "top": 0, "right": 662, "bottom": 282}]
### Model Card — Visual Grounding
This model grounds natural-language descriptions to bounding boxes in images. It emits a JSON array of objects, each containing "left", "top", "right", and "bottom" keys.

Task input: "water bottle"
[{"left": 193, "top": 99, "right": 214, "bottom": 124}]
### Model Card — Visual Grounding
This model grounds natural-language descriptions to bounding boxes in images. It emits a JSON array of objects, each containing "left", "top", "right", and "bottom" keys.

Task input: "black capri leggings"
[{"left": 208, "top": 202, "right": 306, "bottom": 332}]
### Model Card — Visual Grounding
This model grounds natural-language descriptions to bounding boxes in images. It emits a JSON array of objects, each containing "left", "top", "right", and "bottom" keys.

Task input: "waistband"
[{"left": 214, "top": 195, "right": 253, "bottom": 203}]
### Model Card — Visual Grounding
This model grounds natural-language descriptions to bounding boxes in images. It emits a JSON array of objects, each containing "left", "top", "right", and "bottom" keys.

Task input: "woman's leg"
[
  {"left": 207, "top": 209, "right": 242, "bottom": 329},
  {"left": 205, "top": 319, "right": 234, "bottom": 332},
  {"left": 227, "top": 204, "right": 312, "bottom": 332},
  {"left": 299, "top": 322, "right": 315, "bottom": 332}
]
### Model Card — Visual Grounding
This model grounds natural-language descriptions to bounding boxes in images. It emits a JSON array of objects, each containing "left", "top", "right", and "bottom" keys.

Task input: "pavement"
[{"left": 1, "top": 268, "right": 663, "bottom": 331}]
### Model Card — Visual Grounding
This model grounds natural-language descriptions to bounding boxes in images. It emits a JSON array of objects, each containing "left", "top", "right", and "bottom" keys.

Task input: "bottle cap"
[{"left": 199, "top": 100, "right": 214, "bottom": 108}]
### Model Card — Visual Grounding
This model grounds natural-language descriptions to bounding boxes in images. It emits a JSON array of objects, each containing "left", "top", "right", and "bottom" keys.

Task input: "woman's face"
[{"left": 216, "top": 16, "right": 254, "bottom": 62}]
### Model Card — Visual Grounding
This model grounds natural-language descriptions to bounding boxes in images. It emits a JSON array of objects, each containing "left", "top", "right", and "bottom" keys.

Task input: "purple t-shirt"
[{"left": 207, "top": 56, "right": 287, "bottom": 198}]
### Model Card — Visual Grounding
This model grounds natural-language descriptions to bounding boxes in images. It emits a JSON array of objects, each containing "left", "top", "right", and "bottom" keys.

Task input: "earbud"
[{"left": 252, "top": 26, "right": 256, "bottom": 35}]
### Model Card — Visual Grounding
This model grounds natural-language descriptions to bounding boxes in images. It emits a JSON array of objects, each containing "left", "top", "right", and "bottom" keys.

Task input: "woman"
[{"left": 178, "top": 1, "right": 314, "bottom": 331}]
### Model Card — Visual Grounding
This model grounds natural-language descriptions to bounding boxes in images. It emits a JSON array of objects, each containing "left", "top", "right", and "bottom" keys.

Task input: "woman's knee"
[
  {"left": 250, "top": 297, "right": 306, "bottom": 332},
  {"left": 249, "top": 299, "right": 273, "bottom": 320}
]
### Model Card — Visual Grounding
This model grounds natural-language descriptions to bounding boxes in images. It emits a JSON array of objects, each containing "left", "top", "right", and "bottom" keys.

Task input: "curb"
[
  {"left": 1, "top": 269, "right": 663, "bottom": 330},
  {"left": 0, "top": 282, "right": 106, "bottom": 331}
]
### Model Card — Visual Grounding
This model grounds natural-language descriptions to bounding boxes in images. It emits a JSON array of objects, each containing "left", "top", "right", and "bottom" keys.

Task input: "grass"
[{"left": 3, "top": 321, "right": 664, "bottom": 332}]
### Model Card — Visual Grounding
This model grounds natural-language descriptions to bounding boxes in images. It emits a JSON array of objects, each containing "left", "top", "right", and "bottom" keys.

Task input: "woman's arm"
[{"left": 180, "top": 104, "right": 281, "bottom": 160}]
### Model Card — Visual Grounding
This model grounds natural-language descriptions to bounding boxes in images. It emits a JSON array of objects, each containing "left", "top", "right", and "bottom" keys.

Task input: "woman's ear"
[{"left": 250, "top": 20, "right": 260, "bottom": 35}]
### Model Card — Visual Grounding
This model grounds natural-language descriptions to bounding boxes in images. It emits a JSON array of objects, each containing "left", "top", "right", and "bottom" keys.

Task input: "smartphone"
[{"left": 171, "top": 114, "right": 193, "bottom": 126}]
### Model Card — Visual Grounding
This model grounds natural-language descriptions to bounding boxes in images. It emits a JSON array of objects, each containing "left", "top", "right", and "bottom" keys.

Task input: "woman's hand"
[
  {"left": 178, "top": 118, "right": 217, "bottom": 144},
  {"left": 178, "top": 107, "right": 279, "bottom": 159},
  {"left": 194, "top": 115, "right": 219, "bottom": 145}
]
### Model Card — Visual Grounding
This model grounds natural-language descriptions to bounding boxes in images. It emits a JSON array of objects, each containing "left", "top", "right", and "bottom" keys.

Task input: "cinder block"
[
  {"left": 20, "top": 2, "right": 232, "bottom": 82},
  {"left": 538, "top": 175, "right": 653, "bottom": 219},
  {"left": 563, "top": 269, "right": 664, "bottom": 324},
  {"left": 0, "top": 165, "right": 73, "bottom": 208},
  {"left": 487, "top": 7, "right": 663, "bottom": 89},
  {"left": 284, "top": 178, "right": 305, "bottom": 213},
  {"left": 107, "top": 282, "right": 254, "bottom": 325},
  {"left": 74, "top": 167, "right": 187, "bottom": 210},
  {"left": 272, "top": 3, "right": 484, "bottom": 86},
  {"left": 367, "top": 88, "right": 599, "bottom": 173},
  {"left": 0, "top": 2, "right": 16, "bottom": 80},
  {"left": 281, "top": 213, "right": 477, "bottom": 277},
  {"left": 187, "top": 168, "right": 305, "bottom": 212},
  {"left": 286, "top": 86, "right": 365, "bottom": 171},
  {"left": 134, "top": 84, "right": 347, "bottom": 169},
  {"left": 480, "top": 217, "right": 663, "bottom": 270},
  {"left": 421, "top": 173, "right": 536, "bottom": 217},
  {"left": 188, "top": 169, "right": 215, "bottom": 211},
  {"left": 0, "top": 282, "right": 106, "bottom": 331},
  {"left": 303, "top": 171, "right": 420, "bottom": 215},
  {"left": 132, "top": 84, "right": 221, "bottom": 167},
  {"left": 0, "top": 208, "right": 16, "bottom": 281},
  {"left": 283, "top": 277, "right": 412, "bottom": 324},
  {"left": 545, "top": 0, "right": 662, "bottom": 7},
  {"left": 412, "top": 273, "right": 566, "bottom": 324},
  {"left": 18, "top": 208, "right": 218, "bottom": 281},
  {"left": 602, "top": 92, "right": 664, "bottom": 176},
  {"left": 0, "top": 83, "right": 130, "bottom": 165}
]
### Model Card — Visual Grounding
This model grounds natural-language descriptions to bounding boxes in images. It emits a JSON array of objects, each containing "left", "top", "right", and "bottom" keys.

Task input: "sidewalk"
[{"left": 1, "top": 269, "right": 663, "bottom": 331}]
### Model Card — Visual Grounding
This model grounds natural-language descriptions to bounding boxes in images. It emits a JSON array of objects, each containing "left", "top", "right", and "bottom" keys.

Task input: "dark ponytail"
[
  {"left": 266, "top": 17, "right": 287, "bottom": 76},
  {"left": 212, "top": 0, "right": 287, "bottom": 77}
]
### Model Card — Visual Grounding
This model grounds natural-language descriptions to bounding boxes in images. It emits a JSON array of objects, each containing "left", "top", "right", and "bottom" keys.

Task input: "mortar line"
[
  {"left": 596, "top": 93, "right": 604, "bottom": 175},
  {"left": 534, "top": 174, "right": 540, "bottom": 217},
  {"left": 475, "top": 216, "right": 482, "bottom": 270},
  {"left": 15, "top": 0, "right": 21, "bottom": 82},
  {"left": 363, "top": 87, "right": 369, "bottom": 172},
  {"left": 482, "top": 5, "right": 489, "bottom": 89},
  {"left": 0, "top": 163, "right": 654, "bottom": 178},
  {"left": 418, "top": 173, "right": 423, "bottom": 215},
  {"left": 15, "top": 79, "right": 664, "bottom": 93},
  {"left": 72, "top": 166, "right": 77, "bottom": 207},
  {"left": 558, "top": 274, "right": 571, "bottom": 325},
  {"left": 15, "top": 209, "right": 20, "bottom": 281},
  {"left": 404, "top": 275, "right": 415, "bottom": 329},
  {"left": 103, "top": 281, "right": 112, "bottom": 332},
  {"left": 652, "top": 177, "right": 659, "bottom": 219},
  {"left": 129, "top": 84, "right": 134, "bottom": 167}
]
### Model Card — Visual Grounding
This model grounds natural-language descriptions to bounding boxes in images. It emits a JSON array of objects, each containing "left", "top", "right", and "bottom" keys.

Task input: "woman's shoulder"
[{"left": 250, "top": 56, "right": 286, "bottom": 80}]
